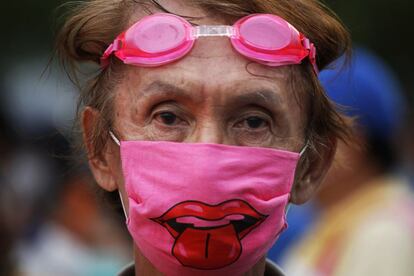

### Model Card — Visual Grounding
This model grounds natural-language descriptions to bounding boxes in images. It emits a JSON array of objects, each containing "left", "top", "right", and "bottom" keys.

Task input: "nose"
[{"left": 187, "top": 121, "right": 227, "bottom": 145}]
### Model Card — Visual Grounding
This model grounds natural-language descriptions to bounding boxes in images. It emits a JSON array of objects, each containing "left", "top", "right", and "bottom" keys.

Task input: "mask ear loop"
[
  {"left": 109, "top": 131, "right": 121, "bottom": 146},
  {"left": 109, "top": 130, "right": 128, "bottom": 219},
  {"left": 118, "top": 189, "right": 129, "bottom": 220},
  {"left": 285, "top": 203, "right": 292, "bottom": 215},
  {"left": 299, "top": 140, "right": 309, "bottom": 157}
]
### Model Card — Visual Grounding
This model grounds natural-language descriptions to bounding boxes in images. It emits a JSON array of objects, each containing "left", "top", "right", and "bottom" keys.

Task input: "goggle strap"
[
  {"left": 302, "top": 38, "right": 319, "bottom": 74},
  {"left": 192, "top": 25, "right": 235, "bottom": 39},
  {"left": 101, "top": 43, "right": 113, "bottom": 67},
  {"left": 113, "top": 38, "right": 123, "bottom": 51},
  {"left": 101, "top": 38, "right": 123, "bottom": 67},
  {"left": 309, "top": 44, "right": 319, "bottom": 74}
]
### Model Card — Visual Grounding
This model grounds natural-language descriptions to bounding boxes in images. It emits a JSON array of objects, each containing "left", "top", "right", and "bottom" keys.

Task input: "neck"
[
  {"left": 134, "top": 246, "right": 161, "bottom": 276},
  {"left": 244, "top": 256, "right": 267, "bottom": 276},
  {"left": 134, "top": 245, "right": 267, "bottom": 276}
]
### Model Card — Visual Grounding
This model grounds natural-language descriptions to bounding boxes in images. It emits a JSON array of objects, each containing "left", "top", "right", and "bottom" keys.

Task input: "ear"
[
  {"left": 82, "top": 107, "right": 118, "bottom": 192},
  {"left": 290, "top": 137, "right": 337, "bottom": 204}
]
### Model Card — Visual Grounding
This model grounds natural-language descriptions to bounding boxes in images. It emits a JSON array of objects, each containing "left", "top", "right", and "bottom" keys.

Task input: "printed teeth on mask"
[{"left": 168, "top": 214, "right": 260, "bottom": 233}]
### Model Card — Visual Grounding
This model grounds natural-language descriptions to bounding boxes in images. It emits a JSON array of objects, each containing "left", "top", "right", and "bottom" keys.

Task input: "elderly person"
[{"left": 56, "top": 0, "right": 350, "bottom": 275}]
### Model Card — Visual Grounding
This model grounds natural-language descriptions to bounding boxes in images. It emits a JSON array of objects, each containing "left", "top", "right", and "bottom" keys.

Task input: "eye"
[
  {"left": 155, "top": 112, "right": 179, "bottom": 126},
  {"left": 236, "top": 116, "right": 269, "bottom": 130},
  {"left": 245, "top": 116, "right": 267, "bottom": 129}
]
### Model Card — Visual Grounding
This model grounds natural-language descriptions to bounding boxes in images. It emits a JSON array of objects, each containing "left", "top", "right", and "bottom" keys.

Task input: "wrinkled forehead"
[
  {"left": 121, "top": 0, "right": 292, "bottom": 98},
  {"left": 146, "top": 39, "right": 287, "bottom": 84}
]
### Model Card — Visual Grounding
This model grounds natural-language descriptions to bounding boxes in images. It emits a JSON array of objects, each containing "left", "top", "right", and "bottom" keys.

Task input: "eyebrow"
[
  {"left": 230, "top": 89, "right": 281, "bottom": 109},
  {"left": 140, "top": 80, "right": 197, "bottom": 100},
  {"left": 140, "top": 80, "right": 283, "bottom": 111}
]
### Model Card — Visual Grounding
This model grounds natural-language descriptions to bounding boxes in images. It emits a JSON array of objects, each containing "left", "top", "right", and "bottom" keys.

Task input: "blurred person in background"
[
  {"left": 282, "top": 47, "right": 414, "bottom": 276},
  {"left": 54, "top": 0, "right": 353, "bottom": 275},
  {"left": 0, "top": 58, "right": 131, "bottom": 275},
  {"left": 14, "top": 163, "right": 132, "bottom": 276}
]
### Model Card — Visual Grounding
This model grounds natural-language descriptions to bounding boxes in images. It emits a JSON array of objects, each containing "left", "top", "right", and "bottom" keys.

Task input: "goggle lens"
[
  {"left": 126, "top": 16, "right": 188, "bottom": 54},
  {"left": 239, "top": 16, "right": 291, "bottom": 51}
]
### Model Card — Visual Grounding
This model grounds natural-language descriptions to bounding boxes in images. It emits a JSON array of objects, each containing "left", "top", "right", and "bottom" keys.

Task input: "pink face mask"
[{"left": 110, "top": 132, "right": 306, "bottom": 276}]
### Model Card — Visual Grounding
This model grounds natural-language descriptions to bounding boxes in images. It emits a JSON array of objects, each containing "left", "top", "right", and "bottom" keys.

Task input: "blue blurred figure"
[{"left": 270, "top": 48, "right": 414, "bottom": 276}]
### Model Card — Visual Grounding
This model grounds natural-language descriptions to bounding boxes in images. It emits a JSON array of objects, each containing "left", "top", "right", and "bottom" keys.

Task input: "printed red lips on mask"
[{"left": 153, "top": 200, "right": 266, "bottom": 269}]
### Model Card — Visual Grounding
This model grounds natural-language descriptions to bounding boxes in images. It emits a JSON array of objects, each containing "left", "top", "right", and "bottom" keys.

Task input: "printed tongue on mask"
[{"left": 172, "top": 224, "right": 241, "bottom": 269}]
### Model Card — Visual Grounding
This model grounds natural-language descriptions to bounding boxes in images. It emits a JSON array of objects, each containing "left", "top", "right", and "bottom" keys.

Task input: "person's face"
[
  {"left": 83, "top": 1, "right": 334, "bottom": 209},
  {"left": 111, "top": 1, "right": 306, "bottom": 152},
  {"left": 112, "top": 39, "right": 306, "bottom": 150}
]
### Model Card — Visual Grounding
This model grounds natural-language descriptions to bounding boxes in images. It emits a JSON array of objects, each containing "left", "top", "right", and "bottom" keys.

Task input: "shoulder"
[
  {"left": 118, "top": 259, "right": 285, "bottom": 276},
  {"left": 118, "top": 262, "right": 134, "bottom": 276},
  {"left": 265, "top": 259, "right": 286, "bottom": 276}
]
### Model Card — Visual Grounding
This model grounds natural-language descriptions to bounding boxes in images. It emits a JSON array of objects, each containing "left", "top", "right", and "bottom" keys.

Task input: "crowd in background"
[{"left": 0, "top": 57, "right": 132, "bottom": 275}]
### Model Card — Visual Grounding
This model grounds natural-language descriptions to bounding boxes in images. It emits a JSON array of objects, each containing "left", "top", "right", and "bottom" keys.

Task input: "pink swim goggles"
[{"left": 102, "top": 13, "right": 318, "bottom": 73}]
